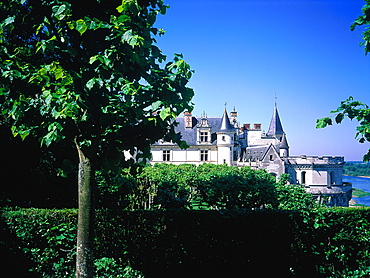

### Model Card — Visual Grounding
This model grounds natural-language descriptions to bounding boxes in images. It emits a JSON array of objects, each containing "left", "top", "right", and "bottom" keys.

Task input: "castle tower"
[
  {"left": 217, "top": 108, "right": 235, "bottom": 165},
  {"left": 266, "top": 103, "right": 285, "bottom": 140},
  {"left": 279, "top": 133, "right": 289, "bottom": 157}
]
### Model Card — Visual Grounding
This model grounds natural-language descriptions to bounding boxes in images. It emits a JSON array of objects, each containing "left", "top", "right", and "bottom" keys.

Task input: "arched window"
[{"left": 301, "top": 171, "right": 306, "bottom": 184}]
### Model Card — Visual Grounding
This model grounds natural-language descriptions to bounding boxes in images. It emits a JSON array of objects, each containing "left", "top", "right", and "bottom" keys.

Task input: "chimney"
[
  {"left": 230, "top": 108, "right": 238, "bottom": 127},
  {"left": 184, "top": 111, "right": 192, "bottom": 128},
  {"left": 243, "top": 124, "right": 250, "bottom": 130},
  {"left": 254, "top": 124, "right": 261, "bottom": 130}
]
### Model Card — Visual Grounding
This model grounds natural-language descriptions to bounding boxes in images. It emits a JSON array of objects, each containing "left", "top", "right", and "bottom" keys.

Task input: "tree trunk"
[{"left": 75, "top": 141, "right": 94, "bottom": 278}]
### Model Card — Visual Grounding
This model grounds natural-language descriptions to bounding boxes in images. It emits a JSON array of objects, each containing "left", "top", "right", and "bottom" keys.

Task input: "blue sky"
[{"left": 155, "top": 0, "right": 370, "bottom": 161}]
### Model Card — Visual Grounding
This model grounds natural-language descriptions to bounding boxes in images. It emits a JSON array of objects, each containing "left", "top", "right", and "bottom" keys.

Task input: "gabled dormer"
[{"left": 197, "top": 111, "right": 211, "bottom": 144}]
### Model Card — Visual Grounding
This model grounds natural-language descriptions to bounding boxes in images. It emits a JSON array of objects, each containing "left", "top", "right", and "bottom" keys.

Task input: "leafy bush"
[
  {"left": 95, "top": 257, "right": 144, "bottom": 278},
  {"left": 103, "top": 163, "right": 281, "bottom": 210},
  {"left": 3, "top": 208, "right": 370, "bottom": 277},
  {"left": 276, "top": 173, "right": 317, "bottom": 210},
  {"left": 194, "top": 164, "right": 278, "bottom": 209},
  {"left": 0, "top": 208, "right": 77, "bottom": 277}
]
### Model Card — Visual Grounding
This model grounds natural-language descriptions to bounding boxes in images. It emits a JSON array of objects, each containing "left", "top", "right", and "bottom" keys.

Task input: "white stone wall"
[
  {"left": 151, "top": 147, "right": 219, "bottom": 165},
  {"left": 247, "top": 130, "right": 278, "bottom": 146},
  {"left": 247, "top": 130, "right": 262, "bottom": 146},
  {"left": 286, "top": 156, "right": 345, "bottom": 186},
  {"left": 217, "top": 146, "right": 232, "bottom": 165}
]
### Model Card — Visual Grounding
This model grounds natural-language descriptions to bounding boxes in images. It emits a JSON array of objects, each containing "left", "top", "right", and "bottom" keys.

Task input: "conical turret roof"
[
  {"left": 266, "top": 104, "right": 284, "bottom": 137},
  {"left": 279, "top": 133, "right": 289, "bottom": 149},
  {"left": 219, "top": 108, "right": 234, "bottom": 132}
]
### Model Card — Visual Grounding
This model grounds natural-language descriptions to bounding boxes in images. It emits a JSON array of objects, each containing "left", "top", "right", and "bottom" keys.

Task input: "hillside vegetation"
[{"left": 344, "top": 162, "right": 370, "bottom": 177}]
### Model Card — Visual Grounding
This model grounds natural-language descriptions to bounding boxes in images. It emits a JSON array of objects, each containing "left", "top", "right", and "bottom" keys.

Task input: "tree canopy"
[
  {"left": 0, "top": 0, "right": 194, "bottom": 167},
  {"left": 0, "top": 1, "right": 194, "bottom": 276},
  {"left": 316, "top": 0, "right": 370, "bottom": 161}
]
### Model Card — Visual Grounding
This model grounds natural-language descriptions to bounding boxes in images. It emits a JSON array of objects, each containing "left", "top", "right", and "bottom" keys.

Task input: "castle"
[{"left": 151, "top": 105, "right": 352, "bottom": 206}]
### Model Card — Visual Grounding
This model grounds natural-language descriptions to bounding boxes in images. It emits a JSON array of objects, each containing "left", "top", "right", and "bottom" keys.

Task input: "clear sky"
[{"left": 155, "top": 0, "right": 370, "bottom": 161}]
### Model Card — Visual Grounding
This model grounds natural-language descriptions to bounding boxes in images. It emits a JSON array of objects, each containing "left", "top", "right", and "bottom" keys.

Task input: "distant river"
[{"left": 343, "top": 176, "right": 370, "bottom": 206}]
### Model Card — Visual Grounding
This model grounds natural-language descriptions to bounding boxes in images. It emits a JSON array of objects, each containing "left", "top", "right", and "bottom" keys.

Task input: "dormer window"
[
  {"left": 197, "top": 129, "right": 211, "bottom": 144},
  {"left": 200, "top": 132, "right": 209, "bottom": 142}
]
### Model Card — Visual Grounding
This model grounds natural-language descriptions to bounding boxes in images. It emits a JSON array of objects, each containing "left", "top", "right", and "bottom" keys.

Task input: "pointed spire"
[
  {"left": 220, "top": 107, "right": 234, "bottom": 132},
  {"left": 280, "top": 133, "right": 289, "bottom": 149},
  {"left": 266, "top": 103, "right": 284, "bottom": 137}
]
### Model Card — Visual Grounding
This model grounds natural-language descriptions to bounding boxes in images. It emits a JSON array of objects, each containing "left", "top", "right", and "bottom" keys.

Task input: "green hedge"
[{"left": 2, "top": 208, "right": 370, "bottom": 277}]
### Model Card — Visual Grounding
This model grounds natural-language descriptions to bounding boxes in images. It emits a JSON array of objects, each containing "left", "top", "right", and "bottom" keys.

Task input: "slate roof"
[
  {"left": 241, "top": 145, "right": 270, "bottom": 162},
  {"left": 240, "top": 144, "right": 282, "bottom": 162},
  {"left": 266, "top": 105, "right": 284, "bottom": 136},
  {"left": 173, "top": 117, "right": 218, "bottom": 145},
  {"left": 219, "top": 109, "right": 235, "bottom": 132},
  {"left": 279, "top": 133, "right": 289, "bottom": 149}
]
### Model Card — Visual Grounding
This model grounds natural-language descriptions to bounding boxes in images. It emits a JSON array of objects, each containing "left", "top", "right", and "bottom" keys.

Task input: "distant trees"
[
  {"left": 316, "top": 0, "right": 370, "bottom": 161},
  {"left": 344, "top": 162, "right": 370, "bottom": 177}
]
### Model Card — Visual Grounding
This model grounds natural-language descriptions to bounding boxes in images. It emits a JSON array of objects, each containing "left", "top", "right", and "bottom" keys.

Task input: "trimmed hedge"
[{"left": 2, "top": 208, "right": 370, "bottom": 277}]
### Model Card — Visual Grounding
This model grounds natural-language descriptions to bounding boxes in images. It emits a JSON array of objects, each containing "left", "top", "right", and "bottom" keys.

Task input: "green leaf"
[
  {"left": 316, "top": 117, "right": 332, "bottom": 129},
  {"left": 54, "top": 68, "right": 63, "bottom": 80},
  {"left": 152, "top": 100, "right": 162, "bottom": 111},
  {"left": 19, "top": 130, "right": 30, "bottom": 140},
  {"left": 75, "top": 19, "right": 87, "bottom": 35},
  {"left": 335, "top": 113, "right": 344, "bottom": 124},
  {"left": 159, "top": 107, "right": 174, "bottom": 121},
  {"left": 122, "top": 30, "right": 143, "bottom": 47},
  {"left": 67, "top": 21, "right": 75, "bottom": 30},
  {"left": 116, "top": 4, "right": 125, "bottom": 13},
  {"left": 4, "top": 16, "right": 15, "bottom": 26},
  {"left": 178, "top": 140, "right": 189, "bottom": 149},
  {"left": 89, "top": 55, "right": 99, "bottom": 64},
  {"left": 86, "top": 78, "right": 95, "bottom": 90},
  {"left": 54, "top": 5, "right": 66, "bottom": 20}
]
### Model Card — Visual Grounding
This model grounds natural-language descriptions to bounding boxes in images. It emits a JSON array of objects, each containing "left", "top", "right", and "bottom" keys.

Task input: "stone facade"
[{"left": 151, "top": 106, "right": 352, "bottom": 206}]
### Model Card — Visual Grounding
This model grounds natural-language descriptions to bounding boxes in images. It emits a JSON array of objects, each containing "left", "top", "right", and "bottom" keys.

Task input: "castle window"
[
  {"left": 200, "top": 150, "right": 208, "bottom": 161},
  {"left": 222, "top": 136, "right": 225, "bottom": 141},
  {"left": 270, "top": 155, "right": 273, "bottom": 161},
  {"left": 200, "top": 132, "right": 208, "bottom": 142},
  {"left": 301, "top": 171, "right": 306, "bottom": 185},
  {"left": 162, "top": 150, "right": 170, "bottom": 161},
  {"left": 329, "top": 171, "right": 335, "bottom": 185}
]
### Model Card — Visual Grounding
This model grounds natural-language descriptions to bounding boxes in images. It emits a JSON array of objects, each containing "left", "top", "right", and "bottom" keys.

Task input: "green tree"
[
  {"left": 195, "top": 164, "right": 278, "bottom": 210},
  {"left": 0, "top": 1, "right": 193, "bottom": 277},
  {"left": 316, "top": 0, "right": 370, "bottom": 161},
  {"left": 275, "top": 173, "right": 316, "bottom": 210}
]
